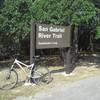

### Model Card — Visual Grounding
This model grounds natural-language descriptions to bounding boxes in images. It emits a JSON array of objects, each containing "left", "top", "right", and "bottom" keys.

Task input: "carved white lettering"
[
  {"left": 49, "top": 27, "right": 65, "bottom": 33},
  {"left": 39, "top": 26, "right": 48, "bottom": 32},
  {"left": 52, "top": 33, "right": 62, "bottom": 38},
  {"left": 38, "top": 33, "right": 51, "bottom": 38}
]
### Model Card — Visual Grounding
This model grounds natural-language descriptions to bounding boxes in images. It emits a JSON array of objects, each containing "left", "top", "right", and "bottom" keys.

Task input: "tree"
[
  {"left": 0, "top": 0, "right": 99, "bottom": 59},
  {"left": 92, "top": 0, "right": 100, "bottom": 9},
  {"left": 0, "top": 0, "right": 33, "bottom": 57},
  {"left": 32, "top": 0, "right": 96, "bottom": 25}
]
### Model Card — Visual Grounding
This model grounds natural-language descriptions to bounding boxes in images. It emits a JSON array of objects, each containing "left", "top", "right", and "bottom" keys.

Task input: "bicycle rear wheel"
[
  {"left": 32, "top": 66, "right": 52, "bottom": 85},
  {"left": 0, "top": 68, "right": 18, "bottom": 90}
]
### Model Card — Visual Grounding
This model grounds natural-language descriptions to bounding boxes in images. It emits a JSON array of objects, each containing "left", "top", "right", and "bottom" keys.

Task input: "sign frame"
[{"left": 30, "top": 23, "right": 71, "bottom": 64}]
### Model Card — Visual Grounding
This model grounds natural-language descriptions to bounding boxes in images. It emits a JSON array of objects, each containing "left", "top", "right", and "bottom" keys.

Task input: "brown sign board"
[{"left": 35, "top": 24, "right": 71, "bottom": 49}]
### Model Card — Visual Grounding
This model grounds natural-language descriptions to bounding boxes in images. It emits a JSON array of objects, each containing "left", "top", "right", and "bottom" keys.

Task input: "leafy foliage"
[
  {"left": 32, "top": 0, "right": 96, "bottom": 25},
  {"left": 0, "top": 0, "right": 33, "bottom": 57},
  {"left": 0, "top": 0, "right": 99, "bottom": 58},
  {"left": 95, "top": 26, "right": 100, "bottom": 39},
  {"left": 92, "top": 0, "right": 100, "bottom": 9}
]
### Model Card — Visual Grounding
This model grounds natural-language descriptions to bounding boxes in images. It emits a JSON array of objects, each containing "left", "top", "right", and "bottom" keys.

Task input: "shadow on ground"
[{"left": 78, "top": 54, "right": 100, "bottom": 68}]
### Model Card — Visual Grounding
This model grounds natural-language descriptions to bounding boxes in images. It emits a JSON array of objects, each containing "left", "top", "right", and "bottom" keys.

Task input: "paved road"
[{"left": 14, "top": 75, "right": 100, "bottom": 100}]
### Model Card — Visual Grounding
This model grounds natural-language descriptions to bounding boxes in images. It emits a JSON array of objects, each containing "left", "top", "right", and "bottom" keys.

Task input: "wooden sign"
[{"left": 35, "top": 24, "right": 71, "bottom": 49}]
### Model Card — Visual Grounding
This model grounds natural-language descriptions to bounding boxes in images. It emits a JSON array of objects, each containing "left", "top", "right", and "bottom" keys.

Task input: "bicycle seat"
[{"left": 33, "top": 56, "right": 40, "bottom": 59}]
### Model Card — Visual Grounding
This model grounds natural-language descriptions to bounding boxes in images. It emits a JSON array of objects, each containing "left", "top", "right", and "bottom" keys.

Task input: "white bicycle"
[{"left": 0, "top": 56, "right": 52, "bottom": 90}]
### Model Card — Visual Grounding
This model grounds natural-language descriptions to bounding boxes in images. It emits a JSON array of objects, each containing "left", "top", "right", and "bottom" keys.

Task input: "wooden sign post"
[
  {"left": 30, "top": 23, "right": 72, "bottom": 73},
  {"left": 30, "top": 22, "right": 36, "bottom": 64}
]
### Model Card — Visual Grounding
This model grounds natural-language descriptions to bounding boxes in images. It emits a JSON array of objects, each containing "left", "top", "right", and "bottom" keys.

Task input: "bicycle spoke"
[
  {"left": 0, "top": 69, "right": 18, "bottom": 90},
  {"left": 33, "top": 66, "right": 52, "bottom": 85}
]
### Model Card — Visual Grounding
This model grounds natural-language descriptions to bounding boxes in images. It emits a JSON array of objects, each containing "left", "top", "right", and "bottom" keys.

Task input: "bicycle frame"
[{"left": 11, "top": 59, "right": 34, "bottom": 76}]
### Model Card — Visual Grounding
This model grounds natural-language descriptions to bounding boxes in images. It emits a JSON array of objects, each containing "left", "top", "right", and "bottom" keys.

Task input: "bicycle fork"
[
  {"left": 28, "top": 64, "right": 34, "bottom": 77},
  {"left": 26, "top": 64, "right": 34, "bottom": 83}
]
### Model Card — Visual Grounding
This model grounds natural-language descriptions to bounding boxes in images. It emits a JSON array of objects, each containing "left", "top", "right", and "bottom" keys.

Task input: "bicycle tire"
[
  {"left": 0, "top": 68, "right": 18, "bottom": 90},
  {"left": 32, "top": 66, "right": 52, "bottom": 85}
]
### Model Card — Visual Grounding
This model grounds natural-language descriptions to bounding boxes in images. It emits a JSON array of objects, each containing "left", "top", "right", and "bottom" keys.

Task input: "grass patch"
[{"left": 0, "top": 65, "right": 100, "bottom": 100}]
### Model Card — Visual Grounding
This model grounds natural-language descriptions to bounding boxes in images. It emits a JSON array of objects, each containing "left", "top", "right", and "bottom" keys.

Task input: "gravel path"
[{"left": 14, "top": 75, "right": 100, "bottom": 100}]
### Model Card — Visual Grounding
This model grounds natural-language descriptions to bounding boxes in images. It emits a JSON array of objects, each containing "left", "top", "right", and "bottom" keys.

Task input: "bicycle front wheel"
[
  {"left": 32, "top": 66, "right": 52, "bottom": 85},
  {"left": 0, "top": 68, "right": 18, "bottom": 90}
]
